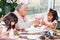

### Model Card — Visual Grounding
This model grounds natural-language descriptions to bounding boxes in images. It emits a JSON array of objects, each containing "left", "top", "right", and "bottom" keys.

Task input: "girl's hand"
[{"left": 40, "top": 20, "right": 45, "bottom": 25}]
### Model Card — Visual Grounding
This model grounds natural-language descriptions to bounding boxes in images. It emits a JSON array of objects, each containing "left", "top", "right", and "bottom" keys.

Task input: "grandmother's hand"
[{"left": 32, "top": 20, "right": 40, "bottom": 25}]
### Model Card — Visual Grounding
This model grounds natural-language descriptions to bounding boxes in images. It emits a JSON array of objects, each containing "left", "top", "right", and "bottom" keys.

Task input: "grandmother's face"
[{"left": 18, "top": 6, "right": 28, "bottom": 17}]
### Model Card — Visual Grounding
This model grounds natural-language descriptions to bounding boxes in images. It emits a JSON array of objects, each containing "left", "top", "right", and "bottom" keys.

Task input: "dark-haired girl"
[
  {"left": 2, "top": 13, "right": 18, "bottom": 36},
  {"left": 40, "top": 9, "right": 58, "bottom": 29}
]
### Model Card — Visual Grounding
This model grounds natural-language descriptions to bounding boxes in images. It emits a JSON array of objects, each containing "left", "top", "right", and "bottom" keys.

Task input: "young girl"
[
  {"left": 2, "top": 13, "right": 18, "bottom": 37},
  {"left": 40, "top": 9, "right": 58, "bottom": 30}
]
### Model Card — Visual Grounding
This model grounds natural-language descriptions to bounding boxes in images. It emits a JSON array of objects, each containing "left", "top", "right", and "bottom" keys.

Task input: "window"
[
  {"left": 28, "top": 0, "right": 48, "bottom": 15},
  {"left": 54, "top": 0, "right": 60, "bottom": 21},
  {"left": 55, "top": 0, "right": 60, "bottom": 13}
]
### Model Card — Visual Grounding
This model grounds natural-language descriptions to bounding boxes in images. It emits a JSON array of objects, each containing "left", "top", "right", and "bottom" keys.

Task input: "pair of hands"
[
  {"left": 32, "top": 20, "right": 40, "bottom": 26},
  {"left": 32, "top": 20, "right": 45, "bottom": 26}
]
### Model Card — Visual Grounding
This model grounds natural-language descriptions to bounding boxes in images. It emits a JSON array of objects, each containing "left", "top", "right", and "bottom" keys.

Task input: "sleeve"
[
  {"left": 53, "top": 20, "right": 58, "bottom": 28},
  {"left": 0, "top": 21, "right": 7, "bottom": 33},
  {"left": 53, "top": 20, "right": 57, "bottom": 24},
  {"left": 15, "top": 21, "right": 33, "bottom": 29}
]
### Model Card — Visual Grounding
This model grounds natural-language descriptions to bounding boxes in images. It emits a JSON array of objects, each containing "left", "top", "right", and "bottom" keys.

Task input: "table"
[{"left": 0, "top": 31, "right": 60, "bottom": 40}]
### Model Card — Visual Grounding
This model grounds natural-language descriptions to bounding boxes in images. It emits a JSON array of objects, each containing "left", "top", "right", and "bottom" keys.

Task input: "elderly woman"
[{"left": 3, "top": 3, "right": 40, "bottom": 31}]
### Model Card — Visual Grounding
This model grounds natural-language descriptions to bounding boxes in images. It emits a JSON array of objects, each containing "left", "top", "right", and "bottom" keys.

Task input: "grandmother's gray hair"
[{"left": 15, "top": 3, "right": 28, "bottom": 11}]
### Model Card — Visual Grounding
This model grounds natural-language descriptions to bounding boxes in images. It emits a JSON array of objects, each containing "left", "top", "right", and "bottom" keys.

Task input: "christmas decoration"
[{"left": 0, "top": 0, "right": 18, "bottom": 18}]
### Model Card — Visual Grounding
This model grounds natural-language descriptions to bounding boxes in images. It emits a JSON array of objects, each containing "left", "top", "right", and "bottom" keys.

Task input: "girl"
[
  {"left": 40, "top": 8, "right": 58, "bottom": 30},
  {"left": 37, "top": 9, "right": 58, "bottom": 40},
  {"left": 2, "top": 13, "right": 18, "bottom": 36}
]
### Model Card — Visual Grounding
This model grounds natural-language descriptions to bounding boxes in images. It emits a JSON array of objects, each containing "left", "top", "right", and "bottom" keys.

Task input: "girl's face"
[
  {"left": 48, "top": 12, "right": 53, "bottom": 22},
  {"left": 11, "top": 22, "right": 15, "bottom": 26}
]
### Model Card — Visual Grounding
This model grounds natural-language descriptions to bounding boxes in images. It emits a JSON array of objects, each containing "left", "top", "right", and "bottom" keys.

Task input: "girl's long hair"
[{"left": 3, "top": 13, "right": 18, "bottom": 30}]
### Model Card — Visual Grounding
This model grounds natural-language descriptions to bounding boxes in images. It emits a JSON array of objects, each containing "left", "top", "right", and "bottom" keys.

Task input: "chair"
[{"left": 56, "top": 21, "right": 60, "bottom": 30}]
